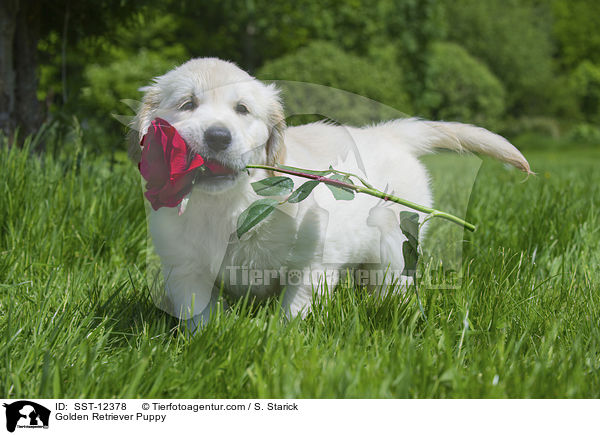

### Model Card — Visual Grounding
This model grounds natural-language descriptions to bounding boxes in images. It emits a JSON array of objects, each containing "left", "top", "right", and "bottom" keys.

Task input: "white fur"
[{"left": 130, "top": 58, "right": 530, "bottom": 330}]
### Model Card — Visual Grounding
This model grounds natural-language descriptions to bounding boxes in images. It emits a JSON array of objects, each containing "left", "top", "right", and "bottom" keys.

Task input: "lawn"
[{"left": 1, "top": 134, "right": 599, "bottom": 398}]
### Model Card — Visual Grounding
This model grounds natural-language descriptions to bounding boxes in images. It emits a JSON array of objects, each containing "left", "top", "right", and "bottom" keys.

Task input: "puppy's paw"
[
  {"left": 182, "top": 298, "right": 229, "bottom": 336},
  {"left": 281, "top": 285, "right": 313, "bottom": 320},
  {"left": 184, "top": 312, "right": 210, "bottom": 336}
]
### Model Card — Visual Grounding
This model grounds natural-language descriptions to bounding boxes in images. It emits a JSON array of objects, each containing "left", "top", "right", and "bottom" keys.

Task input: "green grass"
[{"left": 1, "top": 134, "right": 599, "bottom": 398}]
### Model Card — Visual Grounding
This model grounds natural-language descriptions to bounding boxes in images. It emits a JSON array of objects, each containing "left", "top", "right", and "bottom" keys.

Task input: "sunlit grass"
[{"left": 1, "top": 134, "right": 599, "bottom": 398}]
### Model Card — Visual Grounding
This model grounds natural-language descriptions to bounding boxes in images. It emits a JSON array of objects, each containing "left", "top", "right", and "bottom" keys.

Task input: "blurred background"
[{"left": 1, "top": 0, "right": 599, "bottom": 155}]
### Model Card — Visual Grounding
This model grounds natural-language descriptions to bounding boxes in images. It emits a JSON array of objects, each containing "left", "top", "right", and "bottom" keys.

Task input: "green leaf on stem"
[
  {"left": 399, "top": 211, "right": 420, "bottom": 277},
  {"left": 402, "top": 240, "right": 419, "bottom": 277},
  {"left": 325, "top": 173, "right": 355, "bottom": 200},
  {"left": 331, "top": 173, "right": 354, "bottom": 183},
  {"left": 251, "top": 176, "right": 294, "bottom": 196},
  {"left": 237, "top": 198, "right": 279, "bottom": 238},
  {"left": 276, "top": 164, "right": 333, "bottom": 176},
  {"left": 287, "top": 180, "right": 320, "bottom": 203}
]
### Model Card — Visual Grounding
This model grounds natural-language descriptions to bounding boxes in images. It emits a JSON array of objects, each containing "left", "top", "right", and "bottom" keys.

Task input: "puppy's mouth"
[
  {"left": 194, "top": 158, "right": 239, "bottom": 184},
  {"left": 204, "top": 159, "right": 237, "bottom": 176}
]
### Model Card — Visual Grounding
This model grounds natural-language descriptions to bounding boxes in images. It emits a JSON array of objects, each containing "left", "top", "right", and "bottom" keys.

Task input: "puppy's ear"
[
  {"left": 127, "top": 85, "right": 161, "bottom": 164},
  {"left": 265, "top": 86, "right": 286, "bottom": 166}
]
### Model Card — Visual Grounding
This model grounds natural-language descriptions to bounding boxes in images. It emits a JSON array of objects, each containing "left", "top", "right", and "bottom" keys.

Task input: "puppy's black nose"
[{"left": 204, "top": 126, "right": 232, "bottom": 151}]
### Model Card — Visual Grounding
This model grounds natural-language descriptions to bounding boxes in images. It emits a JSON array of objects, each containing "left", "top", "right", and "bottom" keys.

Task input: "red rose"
[{"left": 138, "top": 118, "right": 205, "bottom": 210}]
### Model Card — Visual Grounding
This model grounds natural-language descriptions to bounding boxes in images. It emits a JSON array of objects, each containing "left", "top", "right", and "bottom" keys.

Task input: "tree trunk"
[
  {"left": 14, "top": 2, "right": 42, "bottom": 139},
  {"left": 0, "top": 0, "right": 43, "bottom": 142},
  {"left": 0, "top": 0, "right": 19, "bottom": 138}
]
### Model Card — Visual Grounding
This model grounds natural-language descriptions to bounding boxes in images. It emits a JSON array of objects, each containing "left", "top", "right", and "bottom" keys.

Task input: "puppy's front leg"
[{"left": 162, "top": 263, "right": 218, "bottom": 324}]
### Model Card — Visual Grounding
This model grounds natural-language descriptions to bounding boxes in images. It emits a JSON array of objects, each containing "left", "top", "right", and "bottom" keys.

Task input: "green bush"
[
  {"left": 500, "top": 116, "right": 562, "bottom": 140},
  {"left": 257, "top": 41, "right": 412, "bottom": 125},
  {"left": 570, "top": 61, "right": 600, "bottom": 125},
  {"left": 81, "top": 48, "right": 185, "bottom": 118},
  {"left": 78, "top": 46, "right": 187, "bottom": 152},
  {"left": 566, "top": 123, "right": 600, "bottom": 145},
  {"left": 420, "top": 42, "right": 506, "bottom": 128},
  {"left": 443, "top": 0, "right": 554, "bottom": 115},
  {"left": 55, "top": 12, "right": 191, "bottom": 154}
]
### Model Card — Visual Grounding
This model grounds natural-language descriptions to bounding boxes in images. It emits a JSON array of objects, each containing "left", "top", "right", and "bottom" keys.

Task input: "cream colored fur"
[{"left": 130, "top": 58, "right": 530, "bottom": 330}]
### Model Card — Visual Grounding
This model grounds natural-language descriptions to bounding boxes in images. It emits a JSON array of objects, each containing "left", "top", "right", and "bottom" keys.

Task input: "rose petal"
[{"left": 138, "top": 118, "right": 204, "bottom": 210}]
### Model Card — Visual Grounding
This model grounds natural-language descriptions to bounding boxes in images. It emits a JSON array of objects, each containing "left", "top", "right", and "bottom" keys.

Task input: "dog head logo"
[{"left": 3, "top": 401, "right": 50, "bottom": 433}]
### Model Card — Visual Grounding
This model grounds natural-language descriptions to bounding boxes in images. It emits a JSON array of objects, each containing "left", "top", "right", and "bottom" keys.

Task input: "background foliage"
[
  {"left": 257, "top": 41, "right": 411, "bottom": 125},
  {"left": 19, "top": 0, "right": 597, "bottom": 153},
  {"left": 420, "top": 42, "right": 506, "bottom": 129}
]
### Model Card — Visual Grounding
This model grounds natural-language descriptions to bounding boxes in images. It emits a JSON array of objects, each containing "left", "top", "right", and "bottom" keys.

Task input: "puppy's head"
[{"left": 129, "top": 58, "right": 285, "bottom": 192}]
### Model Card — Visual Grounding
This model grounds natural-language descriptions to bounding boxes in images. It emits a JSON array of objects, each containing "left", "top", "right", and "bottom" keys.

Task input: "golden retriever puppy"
[{"left": 129, "top": 58, "right": 530, "bottom": 331}]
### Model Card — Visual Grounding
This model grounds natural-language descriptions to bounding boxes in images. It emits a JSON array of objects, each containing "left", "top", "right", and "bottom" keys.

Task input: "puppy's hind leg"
[
  {"left": 366, "top": 207, "right": 416, "bottom": 295},
  {"left": 367, "top": 266, "right": 413, "bottom": 297}
]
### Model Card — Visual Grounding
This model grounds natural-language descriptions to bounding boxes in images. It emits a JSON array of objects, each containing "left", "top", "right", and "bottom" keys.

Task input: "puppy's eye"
[
  {"left": 179, "top": 100, "right": 196, "bottom": 111},
  {"left": 235, "top": 103, "right": 249, "bottom": 115}
]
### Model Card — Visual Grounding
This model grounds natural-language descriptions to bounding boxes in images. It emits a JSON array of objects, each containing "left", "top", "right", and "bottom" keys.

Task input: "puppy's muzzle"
[{"left": 204, "top": 125, "right": 232, "bottom": 151}]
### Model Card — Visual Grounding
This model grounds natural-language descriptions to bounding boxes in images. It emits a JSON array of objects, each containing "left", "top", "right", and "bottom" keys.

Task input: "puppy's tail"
[{"left": 390, "top": 119, "right": 532, "bottom": 174}]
